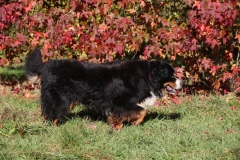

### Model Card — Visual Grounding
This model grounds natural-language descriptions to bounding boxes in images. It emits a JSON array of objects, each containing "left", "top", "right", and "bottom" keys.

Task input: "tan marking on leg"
[
  {"left": 113, "top": 123, "right": 124, "bottom": 130},
  {"left": 107, "top": 116, "right": 125, "bottom": 130},
  {"left": 131, "top": 109, "right": 146, "bottom": 126},
  {"left": 53, "top": 119, "right": 58, "bottom": 127},
  {"left": 107, "top": 108, "right": 147, "bottom": 129},
  {"left": 68, "top": 103, "right": 75, "bottom": 113}
]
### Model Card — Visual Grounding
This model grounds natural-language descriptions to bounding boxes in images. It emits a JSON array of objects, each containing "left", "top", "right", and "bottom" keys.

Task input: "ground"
[{"left": 0, "top": 85, "right": 240, "bottom": 159}]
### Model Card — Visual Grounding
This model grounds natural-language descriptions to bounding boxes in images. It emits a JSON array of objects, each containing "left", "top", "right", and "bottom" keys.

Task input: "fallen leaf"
[
  {"left": 230, "top": 106, "right": 237, "bottom": 110},
  {"left": 127, "top": 8, "right": 135, "bottom": 14},
  {"left": 227, "top": 129, "right": 234, "bottom": 134}
]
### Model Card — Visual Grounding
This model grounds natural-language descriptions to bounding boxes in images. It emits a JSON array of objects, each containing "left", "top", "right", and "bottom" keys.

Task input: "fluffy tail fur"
[{"left": 25, "top": 48, "right": 44, "bottom": 84}]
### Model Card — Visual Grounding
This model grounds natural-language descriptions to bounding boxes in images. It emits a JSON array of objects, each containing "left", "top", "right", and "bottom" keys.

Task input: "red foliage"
[{"left": 0, "top": 0, "right": 239, "bottom": 94}]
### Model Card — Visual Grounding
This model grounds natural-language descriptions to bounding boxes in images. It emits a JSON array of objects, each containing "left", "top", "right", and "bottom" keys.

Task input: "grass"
[
  {"left": 0, "top": 89, "right": 240, "bottom": 159},
  {"left": 0, "top": 65, "right": 25, "bottom": 84}
]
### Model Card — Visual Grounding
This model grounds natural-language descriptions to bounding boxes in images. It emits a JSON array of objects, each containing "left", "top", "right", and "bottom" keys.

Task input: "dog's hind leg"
[
  {"left": 52, "top": 102, "right": 75, "bottom": 127},
  {"left": 53, "top": 103, "right": 75, "bottom": 127},
  {"left": 41, "top": 91, "right": 71, "bottom": 126},
  {"left": 52, "top": 103, "right": 75, "bottom": 127}
]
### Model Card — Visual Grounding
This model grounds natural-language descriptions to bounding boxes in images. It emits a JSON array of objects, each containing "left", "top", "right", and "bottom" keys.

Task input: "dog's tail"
[{"left": 25, "top": 48, "right": 44, "bottom": 84}]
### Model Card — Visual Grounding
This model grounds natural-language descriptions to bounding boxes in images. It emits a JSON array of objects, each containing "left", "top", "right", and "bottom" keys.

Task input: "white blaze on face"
[{"left": 137, "top": 92, "right": 157, "bottom": 109}]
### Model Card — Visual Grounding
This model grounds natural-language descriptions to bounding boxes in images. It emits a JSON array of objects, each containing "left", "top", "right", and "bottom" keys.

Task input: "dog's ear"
[
  {"left": 149, "top": 62, "right": 164, "bottom": 96},
  {"left": 149, "top": 61, "right": 174, "bottom": 97},
  {"left": 150, "top": 61, "right": 174, "bottom": 81}
]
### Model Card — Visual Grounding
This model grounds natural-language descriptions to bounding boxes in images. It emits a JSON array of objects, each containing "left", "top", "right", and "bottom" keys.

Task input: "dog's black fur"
[{"left": 25, "top": 48, "right": 181, "bottom": 128}]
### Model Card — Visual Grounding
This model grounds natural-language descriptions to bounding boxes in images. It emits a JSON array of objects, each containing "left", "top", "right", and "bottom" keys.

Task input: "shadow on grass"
[
  {"left": 143, "top": 112, "right": 181, "bottom": 123},
  {"left": 57, "top": 108, "right": 181, "bottom": 127}
]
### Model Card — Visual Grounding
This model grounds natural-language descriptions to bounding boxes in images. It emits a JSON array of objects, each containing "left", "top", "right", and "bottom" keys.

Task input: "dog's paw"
[{"left": 111, "top": 123, "right": 123, "bottom": 130}]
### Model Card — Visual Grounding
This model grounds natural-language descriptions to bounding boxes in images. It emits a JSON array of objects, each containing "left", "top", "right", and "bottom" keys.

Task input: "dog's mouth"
[{"left": 165, "top": 85, "right": 177, "bottom": 95}]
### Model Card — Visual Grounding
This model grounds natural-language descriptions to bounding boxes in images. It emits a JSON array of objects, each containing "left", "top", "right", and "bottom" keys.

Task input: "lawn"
[{"left": 0, "top": 87, "right": 239, "bottom": 159}]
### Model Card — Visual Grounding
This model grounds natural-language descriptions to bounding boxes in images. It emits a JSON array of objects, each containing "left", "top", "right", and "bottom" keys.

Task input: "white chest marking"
[{"left": 137, "top": 92, "right": 158, "bottom": 109}]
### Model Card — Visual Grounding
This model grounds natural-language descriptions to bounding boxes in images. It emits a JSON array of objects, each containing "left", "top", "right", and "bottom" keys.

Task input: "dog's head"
[{"left": 149, "top": 61, "right": 183, "bottom": 96}]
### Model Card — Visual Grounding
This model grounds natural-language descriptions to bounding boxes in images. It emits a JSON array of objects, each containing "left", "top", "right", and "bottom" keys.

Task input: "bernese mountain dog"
[{"left": 25, "top": 48, "right": 183, "bottom": 129}]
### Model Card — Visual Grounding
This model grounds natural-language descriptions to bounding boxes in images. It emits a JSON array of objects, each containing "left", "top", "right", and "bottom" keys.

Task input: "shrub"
[{"left": 0, "top": 0, "right": 239, "bottom": 93}]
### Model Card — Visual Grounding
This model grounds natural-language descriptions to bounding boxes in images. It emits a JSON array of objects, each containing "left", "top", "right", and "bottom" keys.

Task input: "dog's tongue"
[{"left": 166, "top": 86, "right": 177, "bottom": 95}]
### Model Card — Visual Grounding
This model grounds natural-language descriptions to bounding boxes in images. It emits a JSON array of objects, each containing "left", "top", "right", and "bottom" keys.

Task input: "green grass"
[
  {"left": 0, "top": 65, "right": 25, "bottom": 83},
  {"left": 0, "top": 91, "right": 240, "bottom": 160}
]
